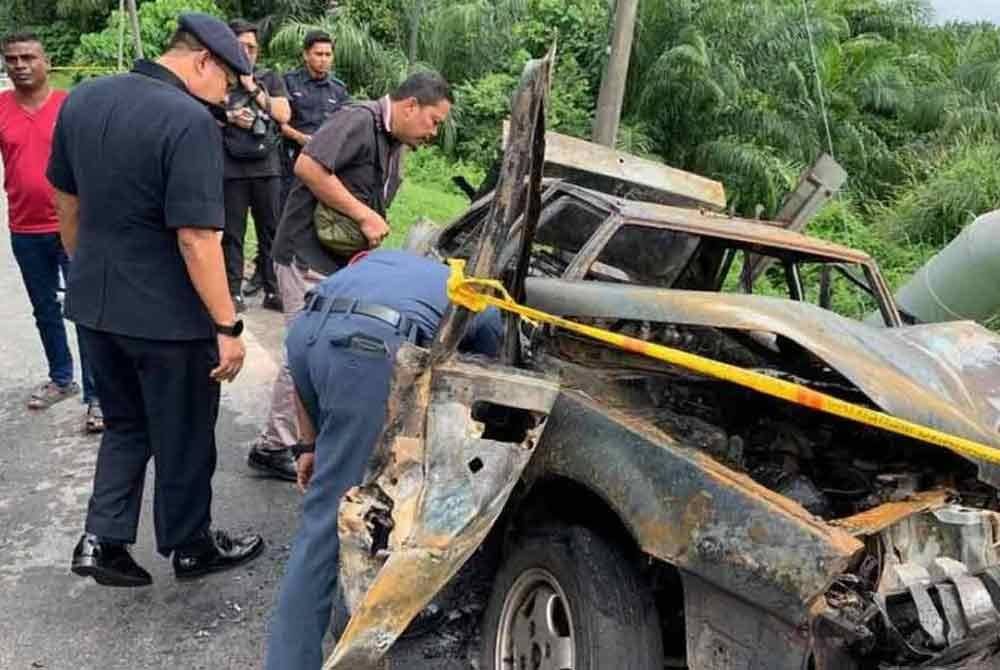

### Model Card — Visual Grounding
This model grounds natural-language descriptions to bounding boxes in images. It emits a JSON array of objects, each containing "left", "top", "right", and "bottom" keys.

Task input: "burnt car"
[{"left": 324, "top": 56, "right": 1000, "bottom": 670}]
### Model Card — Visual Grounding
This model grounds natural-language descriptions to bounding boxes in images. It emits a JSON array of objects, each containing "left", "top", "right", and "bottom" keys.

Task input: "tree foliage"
[
  {"left": 74, "top": 0, "right": 222, "bottom": 66},
  {"left": 14, "top": 0, "right": 1000, "bottom": 291}
]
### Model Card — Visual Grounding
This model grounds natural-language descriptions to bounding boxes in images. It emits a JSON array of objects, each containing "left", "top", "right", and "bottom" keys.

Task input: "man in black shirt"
[
  {"left": 274, "top": 30, "right": 349, "bottom": 215},
  {"left": 247, "top": 72, "right": 451, "bottom": 481},
  {"left": 47, "top": 13, "right": 264, "bottom": 587},
  {"left": 222, "top": 19, "right": 290, "bottom": 313}
]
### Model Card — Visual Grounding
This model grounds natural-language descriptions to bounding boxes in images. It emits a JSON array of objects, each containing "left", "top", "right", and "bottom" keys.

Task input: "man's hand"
[
  {"left": 296, "top": 453, "right": 315, "bottom": 493},
  {"left": 297, "top": 132, "right": 312, "bottom": 147},
  {"left": 211, "top": 333, "right": 245, "bottom": 382},
  {"left": 229, "top": 107, "right": 256, "bottom": 129},
  {"left": 239, "top": 74, "right": 256, "bottom": 93},
  {"left": 358, "top": 210, "right": 390, "bottom": 248}
]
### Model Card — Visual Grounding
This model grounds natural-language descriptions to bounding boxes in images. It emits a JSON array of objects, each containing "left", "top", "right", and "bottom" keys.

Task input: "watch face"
[{"left": 232, "top": 319, "right": 245, "bottom": 337}]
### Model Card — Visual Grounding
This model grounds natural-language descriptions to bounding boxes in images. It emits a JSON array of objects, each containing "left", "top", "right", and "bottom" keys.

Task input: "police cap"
[{"left": 178, "top": 12, "right": 252, "bottom": 76}]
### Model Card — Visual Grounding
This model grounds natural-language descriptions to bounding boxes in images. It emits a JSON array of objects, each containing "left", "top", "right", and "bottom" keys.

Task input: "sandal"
[
  {"left": 85, "top": 402, "right": 105, "bottom": 433},
  {"left": 28, "top": 381, "right": 80, "bottom": 410}
]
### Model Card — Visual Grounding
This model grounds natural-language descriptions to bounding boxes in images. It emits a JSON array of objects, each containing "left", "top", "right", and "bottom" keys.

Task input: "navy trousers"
[
  {"left": 266, "top": 309, "right": 405, "bottom": 670},
  {"left": 78, "top": 327, "right": 220, "bottom": 555},
  {"left": 11, "top": 232, "right": 97, "bottom": 403},
  {"left": 223, "top": 177, "right": 281, "bottom": 296}
]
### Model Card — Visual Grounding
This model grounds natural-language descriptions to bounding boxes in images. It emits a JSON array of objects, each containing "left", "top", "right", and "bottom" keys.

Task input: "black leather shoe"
[
  {"left": 243, "top": 270, "right": 264, "bottom": 297},
  {"left": 71, "top": 533, "right": 152, "bottom": 587},
  {"left": 260, "top": 292, "right": 283, "bottom": 312},
  {"left": 247, "top": 444, "right": 297, "bottom": 482},
  {"left": 173, "top": 529, "right": 264, "bottom": 581}
]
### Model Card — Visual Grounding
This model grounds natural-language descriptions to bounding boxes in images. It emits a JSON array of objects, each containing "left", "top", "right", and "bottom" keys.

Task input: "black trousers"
[
  {"left": 79, "top": 326, "right": 220, "bottom": 556},
  {"left": 278, "top": 144, "right": 300, "bottom": 215},
  {"left": 223, "top": 176, "right": 281, "bottom": 296}
]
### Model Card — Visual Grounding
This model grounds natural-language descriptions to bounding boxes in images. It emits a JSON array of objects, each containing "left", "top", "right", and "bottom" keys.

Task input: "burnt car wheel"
[{"left": 481, "top": 526, "right": 663, "bottom": 670}]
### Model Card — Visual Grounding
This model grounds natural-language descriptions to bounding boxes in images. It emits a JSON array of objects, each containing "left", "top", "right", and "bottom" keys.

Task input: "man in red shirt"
[{"left": 1, "top": 32, "right": 100, "bottom": 431}]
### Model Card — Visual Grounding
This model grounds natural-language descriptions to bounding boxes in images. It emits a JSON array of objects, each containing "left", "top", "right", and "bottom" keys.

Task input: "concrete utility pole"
[
  {"left": 407, "top": 0, "right": 423, "bottom": 63},
  {"left": 592, "top": 0, "right": 639, "bottom": 147},
  {"left": 125, "top": 0, "right": 144, "bottom": 59}
]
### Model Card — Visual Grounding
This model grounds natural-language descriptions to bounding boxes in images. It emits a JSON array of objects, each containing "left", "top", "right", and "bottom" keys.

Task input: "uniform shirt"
[
  {"left": 273, "top": 99, "right": 403, "bottom": 277},
  {"left": 46, "top": 59, "right": 225, "bottom": 341},
  {"left": 223, "top": 69, "right": 289, "bottom": 180},
  {"left": 0, "top": 89, "right": 67, "bottom": 234},
  {"left": 306, "top": 250, "right": 502, "bottom": 356},
  {"left": 283, "top": 67, "right": 349, "bottom": 136}
]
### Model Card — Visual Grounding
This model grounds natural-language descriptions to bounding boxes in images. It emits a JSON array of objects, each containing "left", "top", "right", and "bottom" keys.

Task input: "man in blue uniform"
[
  {"left": 264, "top": 250, "right": 501, "bottom": 670},
  {"left": 271, "top": 29, "right": 349, "bottom": 218},
  {"left": 48, "top": 13, "right": 264, "bottom": 587}
]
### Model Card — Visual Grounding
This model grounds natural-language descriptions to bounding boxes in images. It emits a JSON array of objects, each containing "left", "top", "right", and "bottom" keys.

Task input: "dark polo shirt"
[
  {"left": 273, "top": 99, "right": 402, "bottom": 276},
  {"left": 46, "top": 59, "right": 225, "bottom": 341}
]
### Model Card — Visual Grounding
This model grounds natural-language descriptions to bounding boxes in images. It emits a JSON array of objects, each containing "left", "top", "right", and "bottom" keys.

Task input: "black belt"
[{"left": 305, "top": 295, "right": 419, "bottom": 341}]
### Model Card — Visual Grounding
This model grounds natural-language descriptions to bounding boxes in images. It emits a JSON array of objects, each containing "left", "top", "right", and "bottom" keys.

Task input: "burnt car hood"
[{"left": 525, "top": 278, "right": 1000, "bottom": 477}]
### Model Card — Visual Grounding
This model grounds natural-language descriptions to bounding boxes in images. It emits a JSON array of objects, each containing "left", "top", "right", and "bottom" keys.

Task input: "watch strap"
[{"left": 291, "top": 442, "right": 316, "bottom": 458}]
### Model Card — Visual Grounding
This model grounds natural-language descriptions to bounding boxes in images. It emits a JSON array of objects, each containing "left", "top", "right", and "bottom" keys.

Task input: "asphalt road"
[{"left": 0, "top": 156, "right": 306, "bottom": 670}]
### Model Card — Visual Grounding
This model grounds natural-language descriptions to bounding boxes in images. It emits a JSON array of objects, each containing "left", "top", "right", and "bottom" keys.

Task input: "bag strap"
[{"left": 341, "top": 102, "right": 387, "bottom": 217}]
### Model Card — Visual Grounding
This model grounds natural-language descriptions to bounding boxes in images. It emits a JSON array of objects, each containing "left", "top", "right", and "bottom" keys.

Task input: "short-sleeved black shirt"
[
  {"left": 47, "top": 59, "right": 225, "bottom": 341},
  {"left": 283, "top": 68, "right": 350, "bottom": 136},
  {"left": 273, "top": 99, "right": 402, "bottom": 276},
  {"left": 223, "top": 69, "right": 289, "bottom": 180}
]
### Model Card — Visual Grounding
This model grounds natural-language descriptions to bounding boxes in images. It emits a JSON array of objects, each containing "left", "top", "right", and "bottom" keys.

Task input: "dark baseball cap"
[{"left": 177, "top": 12, "right": 252, "bottom": 76}]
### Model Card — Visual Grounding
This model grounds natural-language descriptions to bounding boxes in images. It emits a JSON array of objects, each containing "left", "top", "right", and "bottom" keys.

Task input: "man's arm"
[
  {"left": 241, "top": 73, "right": 291, "bottom": 125},
  {"left": 266, "top": 94, "right": 291, "bottom": 125},
  {"left": 281, "top": 123, "right": 311, "bottom": 147},
  {"left": 176, "top": 228, "right": 245, "bottom": 382},
  {"left": 53, "top": 189, "right": 80, "bottom": 256},
  {"left": 294, "top": 390, "right": 317, "bottom": 492},
  {"left": 294, "top": 153, "right": 389, "bottom": 247}
]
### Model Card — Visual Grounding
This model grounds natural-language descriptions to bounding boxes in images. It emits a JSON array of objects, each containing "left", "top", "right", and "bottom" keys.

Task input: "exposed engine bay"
[{"left": 532, "top": 318, "right": 1000, "bottom": 667}]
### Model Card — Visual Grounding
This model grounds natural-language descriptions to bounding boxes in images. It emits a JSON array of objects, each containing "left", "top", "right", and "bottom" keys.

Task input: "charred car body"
[{"left": 324, "top": 57, "right": 1000, "bottom": 670}]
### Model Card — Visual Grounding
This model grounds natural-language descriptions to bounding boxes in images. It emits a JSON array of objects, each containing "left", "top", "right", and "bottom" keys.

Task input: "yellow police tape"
[
  {"left": 445, "top": 258, "right": 1000, "bottom": 467},
  {"left": 50, "top": 66, "right": 120, "bottom": 72}
]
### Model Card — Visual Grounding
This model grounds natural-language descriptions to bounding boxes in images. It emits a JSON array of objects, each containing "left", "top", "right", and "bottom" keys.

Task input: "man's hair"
[
  {"left": 166, "top": 29, "right": 207, "bottom": 52},
  {"left": 228, "top": 19, "right": 258, "bottom": 38},
  {"left": 390, "top": 71, "right": 453, "bottom": 106},
  {"left": 1, "top": 31, "right": 43, "bottom": 52},
  {"left": 303, "top": 30, "right": 333, "bottom": 51}
]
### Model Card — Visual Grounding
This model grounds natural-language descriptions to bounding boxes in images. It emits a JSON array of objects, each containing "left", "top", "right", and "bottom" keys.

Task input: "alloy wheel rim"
[{"left": 495, "top": 567, "right": 575, "bottom": 670}]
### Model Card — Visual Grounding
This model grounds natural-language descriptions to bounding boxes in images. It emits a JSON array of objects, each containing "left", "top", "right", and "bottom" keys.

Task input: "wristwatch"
[
  {"left": 291, "top": 442, "right": 316, "bottom": 458},
  {"left": 216, "top": 319, "right": 244, "bottom": 337}
]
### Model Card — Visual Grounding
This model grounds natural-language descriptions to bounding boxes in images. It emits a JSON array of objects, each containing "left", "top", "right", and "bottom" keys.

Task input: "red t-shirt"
[{"left": 0, "top": 89, "right": 67, "bottom": 234}]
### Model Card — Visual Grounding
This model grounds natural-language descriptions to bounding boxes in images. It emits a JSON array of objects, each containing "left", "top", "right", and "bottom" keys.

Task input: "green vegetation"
[{"left": 6, "top": 0, "right": 1000, "bottom": 304}]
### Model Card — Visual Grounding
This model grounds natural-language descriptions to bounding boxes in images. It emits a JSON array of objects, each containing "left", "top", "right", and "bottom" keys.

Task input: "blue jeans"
[
  {"left": 11, "top": 232, "right": 97, "bottom": 404},
  {"left": 265, "top": 311, "right": 404, "bottom": 670}
]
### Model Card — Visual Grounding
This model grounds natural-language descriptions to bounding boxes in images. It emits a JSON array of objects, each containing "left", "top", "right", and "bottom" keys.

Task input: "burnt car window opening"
[
  {"left": 531, "top": 195, "right": 606, "bottom": 278},
  {"left": 586, "top": 225, "right": 703, "bottom": 286}
]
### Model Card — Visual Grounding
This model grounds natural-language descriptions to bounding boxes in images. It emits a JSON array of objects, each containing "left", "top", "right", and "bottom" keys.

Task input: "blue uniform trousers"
[
  {"left": 11, "top": 232, "right": 97, "bottom": 403},
  {"left": 266, "top": 309, "right": 406, "bottom": 670}
]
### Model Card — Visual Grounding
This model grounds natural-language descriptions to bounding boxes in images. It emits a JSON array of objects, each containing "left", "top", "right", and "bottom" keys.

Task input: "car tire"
[{"left": 480, "top": 525, "right": 664, "bottom": 670}]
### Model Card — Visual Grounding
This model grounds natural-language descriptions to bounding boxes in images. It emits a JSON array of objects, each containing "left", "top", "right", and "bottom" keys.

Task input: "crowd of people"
[{"left": 0, "top": 12, "right": 470, "bottom": 668}]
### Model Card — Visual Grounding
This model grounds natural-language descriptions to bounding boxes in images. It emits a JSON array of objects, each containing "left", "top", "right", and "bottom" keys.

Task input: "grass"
[{"left": 384, "top": 179, "right": 469, "bottom": 248}]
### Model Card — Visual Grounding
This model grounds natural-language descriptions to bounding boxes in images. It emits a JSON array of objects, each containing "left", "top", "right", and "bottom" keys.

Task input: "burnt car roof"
[{"left": 549, "top": 182, "right": 873, "bottom": 265}]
